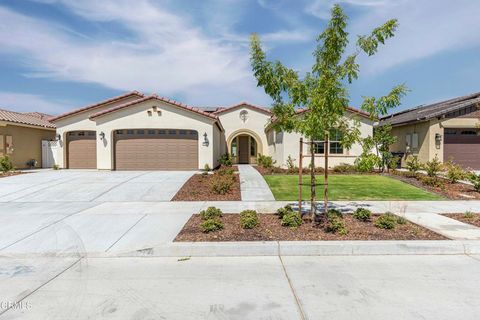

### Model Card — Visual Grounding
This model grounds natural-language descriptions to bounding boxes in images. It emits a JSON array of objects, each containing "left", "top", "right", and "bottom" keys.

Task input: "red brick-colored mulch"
[
  {"left": 444, "top": 213, "right": 480, "bottom": 227},
  {"left": 172, "top": 173, "right": 241, "bottom": 201},
  {"left": 387, "top": 171, "right": 480, "bottom": 200},
  {"left": 174, "top": 213, "right": 446, "bottom": 241}
]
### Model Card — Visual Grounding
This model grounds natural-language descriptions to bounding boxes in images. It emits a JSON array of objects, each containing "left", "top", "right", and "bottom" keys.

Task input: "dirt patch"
[
  {"left": 0, "top": 171, "right": 28, "bottom": 179},
  {"left": 387, "top": 171, "right": 480, "bottom": 200},
  {"left": 172, "top": 173, "right": 241, "bottom": 201},
  {"left": 444, "top": 213, "right": 480, "bottom": 227},
  {"left": 175, "top": 213, "right": 446, "bottom": 241}
]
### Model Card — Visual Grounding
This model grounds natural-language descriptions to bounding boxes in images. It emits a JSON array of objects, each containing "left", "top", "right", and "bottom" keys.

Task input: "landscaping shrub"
[
  {"left": 203, "top": 163, "right": 211, "bottom": 173},
  {"left": 424, "top": 155, "right": 442, "bottom": 177},
  {"left": 445, "top": 162, "right": 465, "bottom": 183},
  {"left": 201, "top": 218, "right": 224, "bottom": 233},
  {"left": 333, "top": 163, "right": 356, "bottom": 173},
  {"left": 217, "top": 167, "right": 234, "bottom": 176},
  {"left": 464, "top": 211, "right": 474, "bottom": 219},
  {"left": 396, "top": 216, "right": 408, "bottom": 225},
  {"left": 406, "top": 155, "right": 421, "bottom": 175},
  {"left": 218, "top": 153, "right": 233, "bottom": 167},
  {"left": 352, "top": 208, "right": 371, "bottom": 221},
  {"left": 240, "top": 210, "right": 259, "bottom": 229},
  {"left": 324, "top": 210, "right": 348, "bottom": 235},
  {"left": 257, "top": 154, "right": 276, "bottom": 168},
  {"left": 53, "top": 164, "right": 60, "bottom": 170},
  {"left": 375, "top": 213, "right": 397, "bottom": 229},
  {"left": 210, "top": 174, "right": 235, "bottom": 194},
  {"left": 200, "top": 206, "right": 223, "bottom": 220},
  {"left": 0, "top": 156, "right": 14, "bottom": 173},
  {"left": 387, "top": 156, "right": 400, "bottom": 171},
  {"left": 354, "top": 153, "right": 380, "bottom": 172},
  {"left": 468, "top": 172, "right": 480, "bottom": 192},
  {"left": 419, "top": 175, "right": 444, "bottom": 188},
  {"left": 281, "top": 211, "right": 302, "bottom": 228},
  {"left": 276, "top": 205, "right": 294, "bottom": 219},
  {"left": 286, "top": 155, "right": 297, "bottom": 173}
]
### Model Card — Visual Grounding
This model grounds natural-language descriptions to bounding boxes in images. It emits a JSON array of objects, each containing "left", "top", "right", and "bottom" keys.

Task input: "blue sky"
[{"left": 0, "top": 0, "right": 479, "bottom": 115}]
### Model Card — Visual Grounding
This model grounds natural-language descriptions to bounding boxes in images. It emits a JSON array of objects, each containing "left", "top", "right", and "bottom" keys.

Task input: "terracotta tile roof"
[
  {"left": 49, "top": 91, "right": 144, "bottom": 122},
  {"left": 0, "top": 109, "right": 56, "bottom": 129},
  {"left": 23, "top": 112, "right": 53, "bottom": 119},
  {"left": 89, "top": 94, "right": 219, "bottom": 120},
  {"left": 213, "top": 102, "right": 272, "bottom": 115}
]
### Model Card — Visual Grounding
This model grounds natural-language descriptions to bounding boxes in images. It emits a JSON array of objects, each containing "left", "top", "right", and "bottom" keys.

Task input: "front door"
[{"left": 238, "top": 135, "right": 249, "bottom": 164}]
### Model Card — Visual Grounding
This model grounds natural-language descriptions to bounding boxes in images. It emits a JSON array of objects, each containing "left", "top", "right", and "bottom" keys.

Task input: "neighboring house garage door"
[
  {"left": 444, "top": 128, "right": 480, "bottom": 169},
  {"left": 67, "top": 131, "right": 97, "bottom": 169},
  {"left": 114, "top": 129, "right": 198, "bottom": 170}
]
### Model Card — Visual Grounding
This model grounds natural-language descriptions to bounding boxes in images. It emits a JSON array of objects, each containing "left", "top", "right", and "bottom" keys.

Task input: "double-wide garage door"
[
  {"left": 444, "top": 128, "right": 480, "bottom": 169},
  {"left": 114, "top": 129, "right": 198, "bottom": 170},
  {"left": 67, "top": 131, "right": 97, "bottom": 169}
]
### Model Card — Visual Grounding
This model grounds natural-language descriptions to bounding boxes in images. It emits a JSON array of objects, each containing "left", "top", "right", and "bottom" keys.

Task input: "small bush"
[
  {"left": 203, "top": 163, "right": 211, "bottom": 173},
  {"left": 396, "top": 216, "right": 408, "bottom": 225},
  {"left": 217, "top": 167, "right": 234, "bottom": 176},
  {"left": 53, "top": 164, "right": 60, "bottom": 170},
  {"left": 257, "top": 154, "right": 276, "bottom": 169},
  {"left": 464, "top": 211, "right": 474, "bottom": 219},
  {"left": 445, "top": 162, "right": 465, "bottom": 183},
  {"left": 352, "top": 208, "right": 371, "bottom": 221},
  {"left": 387, "top": 156, "right": 400, "bottom": 171},
  {"left": 281, "top": 211, "right": 302, "bottom": 228},
  {"left": 468, "top": 173, "right": 480, "bottom": 192},
  {"left": 375, "top": 213, "right": 397, "bottom": 229},
  {"left": 286, "top": 155, "right": 297, "bottom": 173},
  {"left": 419, "top": 175, "right": 444, "bottom": 188},
  {"left": 354, "top": 153, "right": 380, "bottom": 172},
  {"left": 240, "top": 210, "right": 259, "bottom": 229},
  {"left": 333, "top": 163, "right": 356, "bottom": 173},
  {"left": 325, "top": 210, "right": 348, "bottom": 235},
  {"left": 406, "top": 155, "right": 421, "bottom": 174},
  {"left": 0, "top": 156, "right": 14, "bottom": 173},
  {"left": 201, "top": 218, "right": 224, "bottom": 233},
  {"left": 200, "top": 206, "right": 223, "bottom": 220},
  {"left": 210, "top": 174, "right": 235, "bottom": 194},
  {"left": 218, "top": 153, "right": 233, "bottom": 167},
  {"left": 276, "top": 205, "right": 294, "bottom": 219},
  {"left": 424, "top": 155, "right": 442, "bottom": 177}
]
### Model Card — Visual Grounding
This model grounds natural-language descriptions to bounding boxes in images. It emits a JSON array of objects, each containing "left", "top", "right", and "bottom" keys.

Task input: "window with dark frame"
[{"left": 311, "top": 130, "right": 343, "bottom": 154}]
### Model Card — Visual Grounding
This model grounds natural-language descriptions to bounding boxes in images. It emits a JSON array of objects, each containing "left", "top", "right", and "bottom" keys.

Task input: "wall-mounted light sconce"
[
  {"left": 99, "top": 132, "right": 105, "bottom": 140},
  {"left": 202, "top": 132, "right": 209, "bottom": 146},
  {"left": 56, "top": 134, "right": 61, "bottom": 141}
]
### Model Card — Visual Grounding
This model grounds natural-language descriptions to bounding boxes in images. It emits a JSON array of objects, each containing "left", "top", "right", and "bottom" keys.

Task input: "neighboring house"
[
  {"left": 0, "top": 109, "right": 56, "bottom": 168},
  {"left": 50, "top": 91, "right": 372, "bottom": 170},
  {"left": 380, "top": 92, "right": 480, "bottom": 170}
]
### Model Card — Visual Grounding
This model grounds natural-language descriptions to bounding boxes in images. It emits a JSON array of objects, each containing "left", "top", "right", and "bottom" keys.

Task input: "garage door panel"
[
  {"left": 444, "top": 128, "right": 480, "bottom": 169},
  {"left": 67, "top": 131, "right": 97, "bottom": 169},
  {"left": 114, "top": 129, "right": 198, "bottom": 171}
]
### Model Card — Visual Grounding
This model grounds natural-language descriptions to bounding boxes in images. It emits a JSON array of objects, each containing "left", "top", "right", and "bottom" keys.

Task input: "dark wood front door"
[{"left": 238, "top": 135, "right": 249, "bottom": 164}]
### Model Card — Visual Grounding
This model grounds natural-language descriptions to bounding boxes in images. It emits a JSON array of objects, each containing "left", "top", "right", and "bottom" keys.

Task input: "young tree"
[
  {"left": 250, "top": 4, "right": 407, "bottom": 221},
  {"left": 363, "top": 124, "right": 397, "bottom": 172}
]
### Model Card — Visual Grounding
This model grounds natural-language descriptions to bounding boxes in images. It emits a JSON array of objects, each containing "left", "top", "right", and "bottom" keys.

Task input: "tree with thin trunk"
[{"left": 250, "top": 4, "right": 407, "bottom": 221}]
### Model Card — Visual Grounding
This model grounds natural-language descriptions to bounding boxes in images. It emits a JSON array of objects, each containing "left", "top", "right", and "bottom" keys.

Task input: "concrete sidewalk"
[{"left": 238, "top": 165, "right": 275, "bottom": 201}]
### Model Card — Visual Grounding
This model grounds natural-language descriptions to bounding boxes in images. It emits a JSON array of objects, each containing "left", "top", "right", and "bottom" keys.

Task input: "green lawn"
[{"left": 263, "top": 174, "right": 442, "bottom": 201}]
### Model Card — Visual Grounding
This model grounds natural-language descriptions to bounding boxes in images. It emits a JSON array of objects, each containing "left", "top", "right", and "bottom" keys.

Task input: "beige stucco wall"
[
  {"left": 0, "top": 123, "right": 55, "bottom": 168},
  {"left": 53, "top": 95, "right": 141, "bottom": 168},
  {"left": 217, "top": 106, "right": 271, "bottom": 159},
  {"left": 93, "top": 100, "right": 219, "bottom": 170},
  {"left": 390, "top": 121, "right": 432, "bottom": 165},
  {"left": 266, "top": 113, "right": 373, "bottom": 168}
]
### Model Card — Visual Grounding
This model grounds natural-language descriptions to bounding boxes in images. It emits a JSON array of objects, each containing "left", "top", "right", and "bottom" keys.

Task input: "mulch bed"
[
  {"left": 444, "top": 213, "right": 480, "bottom": 227},
  {"left": 172, "top": 173, "right": 241, "bottom": 201},
  {"left": 387, "top": 171, "right": 480, "bottom": 200},
  {"left": 174, "top": 213, "right": 446, "bottom": 241},
  {"left": 0, "top": 171, "right": 27, "bottom": 179}
]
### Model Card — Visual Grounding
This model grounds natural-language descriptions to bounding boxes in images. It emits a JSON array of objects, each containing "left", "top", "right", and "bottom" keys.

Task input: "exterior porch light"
[
  {"left": 99, "top": 131, "right": 105, "bottom": 140},
  {"left": 202, "top": 132, "right": 209, "bottom": 146},
  {"left": 56, "top": 134, "right": 61, "bottom": 141}
]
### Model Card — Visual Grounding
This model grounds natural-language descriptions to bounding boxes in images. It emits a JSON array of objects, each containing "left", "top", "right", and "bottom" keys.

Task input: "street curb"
[{"left": 112, "top": 240, "right": 480, "bottom": 257}]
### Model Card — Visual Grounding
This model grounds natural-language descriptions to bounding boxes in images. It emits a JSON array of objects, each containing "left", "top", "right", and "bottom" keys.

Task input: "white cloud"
[
  {"left": 0, "top": 92, "right": 72, "bottom": 115},
  {"left": 305, "top": 0, "right": 480, "bottom": 75},
  {"left": 0, "top": 1, "right": 271, "bottom": 107}
]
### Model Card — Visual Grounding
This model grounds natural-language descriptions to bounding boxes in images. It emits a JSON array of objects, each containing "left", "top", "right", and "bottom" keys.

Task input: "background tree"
[
  {"left": 362, "top": 124, "right": 397, "bottom": 172},
  {"left": 250, "top": 4, "right": 407, "bottom": 221}
]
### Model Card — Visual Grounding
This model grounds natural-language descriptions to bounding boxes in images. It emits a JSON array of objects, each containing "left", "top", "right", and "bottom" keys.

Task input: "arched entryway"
[{"left": 227, "top": 130, "right": 263, "bottom": 164}]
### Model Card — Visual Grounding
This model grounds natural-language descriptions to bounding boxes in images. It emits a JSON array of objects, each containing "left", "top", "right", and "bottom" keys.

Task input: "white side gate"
[{"left": 42, "top": 140, "right": 59, "bottom": 168}]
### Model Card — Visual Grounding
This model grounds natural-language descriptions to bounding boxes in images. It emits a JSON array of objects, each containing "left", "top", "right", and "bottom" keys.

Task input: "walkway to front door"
[{"left": 238, "top": 164, "right": 275, "bottom": 201}]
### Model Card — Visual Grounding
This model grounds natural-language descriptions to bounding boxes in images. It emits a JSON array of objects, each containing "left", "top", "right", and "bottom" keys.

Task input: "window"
[
  {"left": 148, "top": 130, "right": 155, "bottom": 135},
  {"left": 179, "top": 130, "right": 187, "bottom": 135},
  {"left": 329, "top": 130, "right": 343, "bottom": 154},
  {"left": 231, "top": 139, "right": 237, "bottom": 156},
  {"left": 88, "top": 131, "right": 96, "bottom": 136},
  {"left": 461, "top": 130, "right": 477, "bottom": 135},
  {"left": 189, "top": 130, "right": 197, "bottom": 135},
  {"left": 168, "top": 130, "right": 177, "bottom": 135},
  {"left": 158, "top": 130, "right": 166, "bottom": 135},
  {"left": 78, "top": 132, "right": 85, "bottom": 136},
  {"left": 116, "top": 130, "right": 124, "bottom": 134},
  {"left": 312, "top": 142, "right": 325, "bottom": 154},
  {"left": 68, "top": 132, "right": 75, "bottom": 136},
  {"left": 250, "top": 137, "right": 257, "bottom": 156},
  {"left": 411, "top": 133, "right": 419, "bottom": 149},
  {"left": 137, "top": 130, "right": 145, "bottom": 134},
  {"left": 127, "top": 130, "right": 134, "bottom": 134},
  {"left": 444, "top": 129, "right": 457, "bottom": 135}
]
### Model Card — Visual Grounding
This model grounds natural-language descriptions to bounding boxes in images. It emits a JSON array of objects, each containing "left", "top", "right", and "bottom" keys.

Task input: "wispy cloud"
[
  {"left": 0, "top": 92, "right": 72, "bottom": 115},
  {"left": 305, "top": 0, "right": 480, "bottom": 74}
]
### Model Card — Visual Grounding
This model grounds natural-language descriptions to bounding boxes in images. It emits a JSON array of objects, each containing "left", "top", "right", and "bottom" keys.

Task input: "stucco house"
[
  {"left": 381, "top": 92, "right": 480, "bottom": 169},
  {"left": 0, "top": 109, "right": 56, "bottom": 168},
  {"left": 50, "top": 91, "right": 372, "bottom": 170}
]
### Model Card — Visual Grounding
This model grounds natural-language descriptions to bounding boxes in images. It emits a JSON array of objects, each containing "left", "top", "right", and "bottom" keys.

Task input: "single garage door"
[
  {"left": 114, "top": 129, "right": 198, "bottom": 170},
  {"left": 444, "top": 128, "right": 480, "bottom": 169},
  {"left": 67, "top": 131, "right": 97, "bottom": 169}
]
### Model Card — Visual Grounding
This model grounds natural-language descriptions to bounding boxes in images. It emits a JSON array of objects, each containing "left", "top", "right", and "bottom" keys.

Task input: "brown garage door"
[
  {"left": 444, "top": 128, "right": 480, "bottom": 169},
  {"left": 67, "top": 131, "right": 97, "bottom": 169},
  {"left": 114, "top": 129, "right": 198, "bottom": 170}
]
